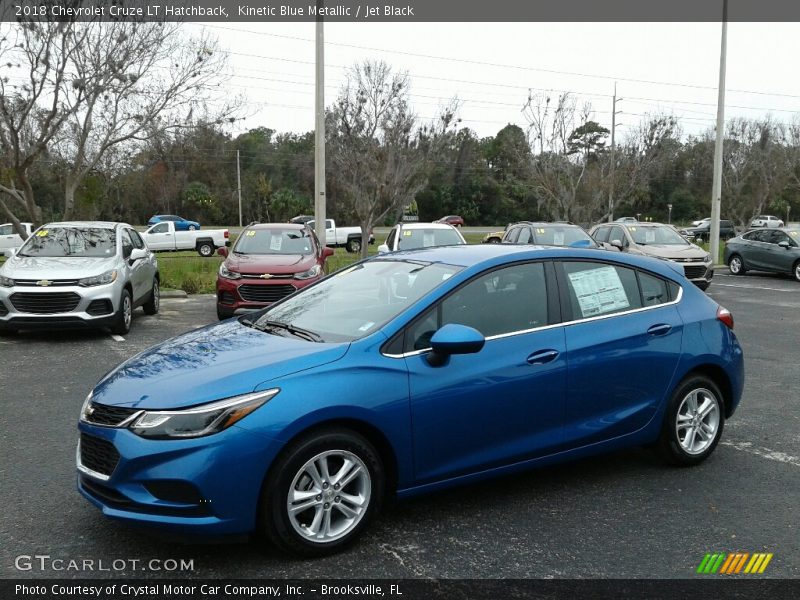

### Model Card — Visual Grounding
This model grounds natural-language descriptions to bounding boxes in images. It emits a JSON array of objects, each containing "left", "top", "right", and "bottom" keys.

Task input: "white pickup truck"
[
  {"left": 307, "top": 219, "right": 375, "bottom": 253},
  {"left": 0, "top": 222, "right": 34, "bottom": 255},
  {"left": 142, "top": 221, "right": 229, "bottom": 256}
]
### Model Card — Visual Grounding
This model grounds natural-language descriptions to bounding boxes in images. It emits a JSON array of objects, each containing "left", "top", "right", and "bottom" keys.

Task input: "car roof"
[
  {"left": 399, "top": 222, "right": 458, "bottom": 230},
  {"left": 44, "top": 221, "right": 130, "bottom": 229},
  {"left": 247, "top": 222, "right": 308, "bottom": 230},
  {"left": 512, "top": 221, "right": 583, "bottom": 227}
]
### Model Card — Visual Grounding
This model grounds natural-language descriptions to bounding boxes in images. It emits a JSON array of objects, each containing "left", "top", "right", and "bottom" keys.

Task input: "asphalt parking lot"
[{"left": 0, "top": 272, "right": 798, "bottom": 579}]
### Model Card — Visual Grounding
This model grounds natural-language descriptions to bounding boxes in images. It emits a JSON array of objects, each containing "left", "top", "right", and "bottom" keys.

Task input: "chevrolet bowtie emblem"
[
  {"left": 36, "top": 279, "right": 52, "bottom": 287},
  {"left": 259, "top": 274, "right": 274, "bottom": 279}
]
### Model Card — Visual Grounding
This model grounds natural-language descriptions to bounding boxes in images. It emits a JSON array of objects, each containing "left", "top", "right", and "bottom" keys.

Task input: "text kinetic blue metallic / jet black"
[{"left": 77, "top": 244, "right": 744, "bottom": 556}]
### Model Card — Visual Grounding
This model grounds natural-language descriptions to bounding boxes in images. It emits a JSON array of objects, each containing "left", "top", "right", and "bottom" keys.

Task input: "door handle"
[
  {"left": 527, "top": 349, "right": 560, "bottom": 365},
  {"left": 647, "top": 324, "right": 672, "bottom": 336}
]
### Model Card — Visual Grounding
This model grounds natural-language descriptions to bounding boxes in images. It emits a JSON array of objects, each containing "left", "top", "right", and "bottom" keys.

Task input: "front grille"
[
  {"left": 13, "top": 278, "right": 80, "bottom": 287},
  {"left": 86, "top": 299, "right": 113, "bottom": 316},
  {"left": 84, "top": 402, "right": 139, "bottom": 427},
  {"left": 10, "top": 292, "right": 81, "bottom": 314},
  {"left": 238, "top": 283, "right": 296, "bottom": 303},
  {"left": 0, "top": 301, "right": 7, "bottom": 317},
  {"left": 683, "top": 265, "right": 708, "bottom": 279},
  {"left": 240, "top": 273, "right": 294, "bottom": 280},
  {"left": 80, "top": 433, "right": 120, "bottom": 477}
]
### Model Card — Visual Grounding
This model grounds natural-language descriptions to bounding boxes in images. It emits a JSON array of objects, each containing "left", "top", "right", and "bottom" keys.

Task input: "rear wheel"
[
  {"left": 657, "top": 375, "right": 724, "bottom": 466},
  {"left": 197, "top": 241, "right": 214, "bottom": 257},
  {"left": 143, "top": 279, "right": 160, "bottom": 315},
  {"left": 728, "top": 254, "right": 746, "bottom": 276},
  {"left": 189, "top": 225, "right": 197, "bottom": 231},
  {"left": 110, "top": 289, "right": 132, "bottom": 335},
  {"left": 346, "top": 238, "right": 362, "bottom": 254},
  {"left": 260, "top": 428, "right": 384, "bottom": 557},
  {"left": 793, "top": 260, "right": 800, "bottom": 283}
]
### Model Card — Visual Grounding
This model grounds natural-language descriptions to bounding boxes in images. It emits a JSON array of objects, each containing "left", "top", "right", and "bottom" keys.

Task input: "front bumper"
[
  {"left": 76, "top": 420, "right": 283, "bottom": 536},
  {"left": 216, "top": 276, "right": 318, "bottom": 313},
  {"left": 0, "top": 281, "right": 122, "bottom": 329}
]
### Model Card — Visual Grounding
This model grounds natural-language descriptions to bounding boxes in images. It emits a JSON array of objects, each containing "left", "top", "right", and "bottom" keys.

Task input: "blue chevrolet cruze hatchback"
[{"left": 77, "top": 245, "right": 744, "bottom": 556}]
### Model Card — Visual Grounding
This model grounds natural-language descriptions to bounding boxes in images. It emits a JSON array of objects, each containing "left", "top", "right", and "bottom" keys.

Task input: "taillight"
[
  {"left": 224, "top": 230, "right": 229, "bottom": 238},
  {"left": 717, "top": 305, "right": 734, "bottom": 329}
]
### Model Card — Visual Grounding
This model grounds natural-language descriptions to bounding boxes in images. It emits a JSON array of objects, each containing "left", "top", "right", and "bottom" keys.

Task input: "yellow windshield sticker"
[
  {"left": 628, "top": 227, "right": 637, "bottom": 232},
  {"left": 245, "top": 230, "right": 256, "bottom": 237},
  {"left": 790, "top": 231, "right": 798, "bottom": 237},
  {"left": 537, "top": 228, "right": 546, "bottom": 234},
  {"left": 36, "top": 230, "right": 48, "bottom": 237},
  {"left": 403, "top": 230, "right": 413, "bottom": 236}
]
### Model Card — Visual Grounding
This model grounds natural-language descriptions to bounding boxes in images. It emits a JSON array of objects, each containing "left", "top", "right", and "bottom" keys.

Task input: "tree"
[{"left": 327, "top": 60, "right": 458, "bottom": 257}]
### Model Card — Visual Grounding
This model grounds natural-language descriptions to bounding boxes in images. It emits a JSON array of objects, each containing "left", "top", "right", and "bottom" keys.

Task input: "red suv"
[
  {"left": 435, "top": 215, "right": 464, "bottom": 227},
  {"left": 216, "top": 223, "right": 333, "bottom": 320}
]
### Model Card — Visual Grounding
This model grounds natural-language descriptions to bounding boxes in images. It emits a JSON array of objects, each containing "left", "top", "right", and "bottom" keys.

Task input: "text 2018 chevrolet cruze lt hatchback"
[{"left": 77, "top": 245, "right": 744, "bottom": 556}]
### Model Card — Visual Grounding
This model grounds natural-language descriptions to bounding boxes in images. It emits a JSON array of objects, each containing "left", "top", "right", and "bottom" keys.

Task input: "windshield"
[
  {"left": 531, "top": 226, "right": 597, "bottom": 247},
  {"left": 18, "top": 227, "right": 116, "bottom": 257},
  {"left": 627, "top": 225, "right": 688, "bottom": 246},
  {"left": 397, "top": 228, "right": 464, "bottom": 250},
  {"left": 250, "top": 259, "right": 463, "bottom": 342},
  {"left": 234, "top": 228, "right": 314, "bottom": 255}
]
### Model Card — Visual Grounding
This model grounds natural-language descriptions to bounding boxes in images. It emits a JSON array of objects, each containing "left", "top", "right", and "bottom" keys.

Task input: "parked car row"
[{"left": 725, "top": 227, "right": 800, "bottom": 282}]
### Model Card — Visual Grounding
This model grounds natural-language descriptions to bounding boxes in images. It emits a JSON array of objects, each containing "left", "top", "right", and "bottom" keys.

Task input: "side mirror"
[
  {"left": 610, "top": 239, "right": 624, "bottom": 250},
  {"left": 378, "top": 244, "right": 390, "bottom": 254},
  {"left": 426, "top": 323, "right": 485, "bottom": 367},
  {"left": 778, "top": 241, "right": 790, "bottom": 249},
  {"left": 322, "top": 247, "right": 334, "bottom": 258},
  {"left": 217, "top": 247, "right": 228, "bottom": 258},
  {"left": 129, "top": 248, "right": 147, "bottom": 261}
]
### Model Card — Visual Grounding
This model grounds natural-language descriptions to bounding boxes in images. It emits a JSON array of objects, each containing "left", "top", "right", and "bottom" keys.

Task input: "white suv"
[
  {"left": 378, "top": 222, "right": 466, "bottom": 253},
  {"left": 750, "top": 215, "right": 784, "bottom": 228},
  {"left": 0, "top": 222, "right": 159, "bottom": 334}
]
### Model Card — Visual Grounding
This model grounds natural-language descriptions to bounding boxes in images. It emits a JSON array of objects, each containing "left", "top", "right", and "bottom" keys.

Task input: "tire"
[
  {"left": 189, "top": 225, "right": 197, "bottom": 231},
  {"left": 793, "top": 260, "right": 800, "bottom": 283},
  {"left": 110, "top": 288, "right": 133, "bottom": 335},
  {"left": 216, "top": 305, "right": 234, "bottom": 320},
  {"left": 197, "top": 241, "right": 214, "bottom": 257},
  {"left": 346, "top": 238, "right": 362, "bottom": 254},
  {"left": 260, "top": 428, "right": 384, "bottom": 557},
  {"left": 728, "top": 254, "right": 746, "bottom": 276},
  {"left": 488, "top": 238, "right": 500, "bottom": 244},
  {"left": 143, "top": 279, "right": 160, "bottom": 315},
  {"left": 657, "top": 375, "right": 725, "bottom": 467}
]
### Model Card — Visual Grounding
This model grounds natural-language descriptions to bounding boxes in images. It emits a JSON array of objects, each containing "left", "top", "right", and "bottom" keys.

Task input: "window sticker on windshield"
[
  {"left": 568, "top": 266, "right": 630, "bottom": 318},
  {"left": 627, "top": 227, "right": 637, "bottom": 232},
  {"left": 358, "top": 322, "right": 375, "bottom": 332},
  {"left": 245, "top": 230, "right": 256, "bottom": 237},
  {"left": 269, "top": 235, "right": 282, "bottom": 251},
  {"left": 537, "top": 228, "right": 546, "bottom": 234},
  {"left": 403, "top": 230, "right": 413, "bottom": 236},
  {"left": 791, "top": 231, "right": 798, "bottom": 237},
  {"left": 645, "top": 229, "right": 656, "bottom": 243},
  {"left": 553, "top": 231, "right": 565, "bottom": 245},
  {"left": 36, "top": 230, "right": 48, "bottom": 237}
]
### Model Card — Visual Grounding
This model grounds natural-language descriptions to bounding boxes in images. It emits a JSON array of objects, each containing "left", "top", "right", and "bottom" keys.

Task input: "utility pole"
[
  {"left": 314, "top": 0, "right": 326, "bottom": 247},
  {"left": 709, "top": 0, "right": 728, "bottom": 264},
  {"left": 236, "top": 149, "right": 242, "bottom": 227},
  {"left": 608, "top": 82, "right": 623, "bottom": 222}
]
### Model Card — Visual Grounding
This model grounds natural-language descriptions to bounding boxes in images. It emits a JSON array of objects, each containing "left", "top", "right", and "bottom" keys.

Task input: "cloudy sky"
[{"left": 186, "top": 21, "right": 800, "bottom": 142}]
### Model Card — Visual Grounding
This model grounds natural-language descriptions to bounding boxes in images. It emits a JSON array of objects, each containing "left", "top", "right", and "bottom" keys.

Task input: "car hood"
[
  {"left": 637, "top": 245, "right": 708, "bottom": 260},
  {"left": 91, "top": 319, "right": 349, "bottom": 409},
  {"left": 226, "top": 253, "right": 316, "bottom": 274},
  {"left": 1, "top": 255, "right": 118, "bottom": 279}
]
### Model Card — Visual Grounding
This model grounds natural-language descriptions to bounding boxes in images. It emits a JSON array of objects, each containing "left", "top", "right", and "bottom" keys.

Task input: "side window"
[
  {"left": 609, "top": 226, "right": 627, "bottom": 246},
  {"left": 504, "top": 226, "right": 521, "bottom": 243},
  {"left": 0, "top": 224, "right": 12, "bottom": 235},
  {"left": 128, "top": 229, "right": 145, "bottom": 250},
  {"left": 120, "top": 229, "right": 134, "bottom": 258},
  {"left": 765, "top": 230, "right": 785, "bottom": 245},
  {"left": 638, "top": 272, "right": 670, "bottom": 307},
  {"left": 152, "top": 222, "right": 169, "bottom": 234},
  {"left": 404, "top": 262, "right": 548, "bottom": 351},
  {"left": 325, "top": 220, "right": 334, "bottom": 229},
  {"left": 386, "top": 227, "right": 398, "bottom": 250},
  {"left": 592, "top": 226, "right": 610, "bottom": 243},
  {"left": 516, "top": 227, "right": 532, "bottom": 244},
  {"left": 561, "top": 261, "right": 642, "bottom": 320}
]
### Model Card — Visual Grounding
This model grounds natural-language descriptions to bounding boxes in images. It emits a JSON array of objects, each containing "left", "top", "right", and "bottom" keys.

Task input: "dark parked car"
[
  {"left": 681, "top": 219, "right": 736, "bottom": 243},
  {"left": 435, "top": 215, "right": 464, "bottom": 227},
  {"left": 77, "top": 244, "right": 743, "bottom": 556},
  {"left": 215, "top": 223, "right": 333, "bottom": 319},
  {"left": 147, "top": 215, "right": 200, "bottom": 231},
  {"left": 502, "top": 221, "right": 598, "bottom": 248},
  {"left": 724, "top": 227, "right": 800, "bottom": 282}
]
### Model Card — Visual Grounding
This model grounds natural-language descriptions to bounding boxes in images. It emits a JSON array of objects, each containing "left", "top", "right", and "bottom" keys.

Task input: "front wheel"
[
  {"left": 728, "top": 254, "right": 746, "bottom": 276},
  {"left": 793, "top": 260, "right": 800, "bottom": 283},
  {"left": 197, "top": 242, "right": 214, "bottom": 257},
  {"left": 143, "top": 279, "right": 160, "bottom": 315},
  {"left": 110, "top": 289, "right": 132, "bottom": 335},
  {"left": 346, "top": 238, "right": 362, "bottom": 254},
  {"left": 657, "top": 375, "right": 725, "bottom": 466},
  {"left": 260, "top": 428, "right": 384, "bottom": 557}
]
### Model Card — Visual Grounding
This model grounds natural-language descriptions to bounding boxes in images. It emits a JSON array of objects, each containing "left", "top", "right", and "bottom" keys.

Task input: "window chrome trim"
[
  {"left": 382, "top": 282, "right": 683, "bottom": 360},
  {"left": 75, "top": 441, "right": 111, "bottom": 482}
]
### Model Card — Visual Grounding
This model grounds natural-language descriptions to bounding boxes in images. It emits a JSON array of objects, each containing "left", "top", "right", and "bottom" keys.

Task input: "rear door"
[
  {"left": 405, "top": 261, "right": 567, "bottom": 484},
  {"left": 556, "top": 260, "right": 683, "bottom": 447}
]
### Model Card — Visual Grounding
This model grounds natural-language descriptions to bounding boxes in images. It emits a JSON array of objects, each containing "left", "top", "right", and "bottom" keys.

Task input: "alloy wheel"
[{"left": 675, "top": 388, "right": 720, "bottom": 455}]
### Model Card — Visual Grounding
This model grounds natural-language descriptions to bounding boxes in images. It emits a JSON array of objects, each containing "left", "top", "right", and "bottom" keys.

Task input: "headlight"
[
  {"left": 704, "top": 253, "right": 711, "bottom": 262},
  {"left": 79, "top": 391, "right": 93, "bottom": 421},
  {"left": 128, "top": 389, "right": 279, "bottom": 439},
  {"left": 79, "top": 270, "right": 117, "bottom": 287},
  {"left": 219, "top": 263, "right": 241, "bottom": 280},
  {"left": 0, "top": 274, "right": 13, "bottom": 287},
  {"left": 294, "top": 264, "right": 322, "bottom": 280}
]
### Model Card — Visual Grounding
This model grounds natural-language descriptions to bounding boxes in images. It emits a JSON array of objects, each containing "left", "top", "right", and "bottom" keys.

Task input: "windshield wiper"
[{"left": 258, "top": 319, "right": 323, "bottom": 342}]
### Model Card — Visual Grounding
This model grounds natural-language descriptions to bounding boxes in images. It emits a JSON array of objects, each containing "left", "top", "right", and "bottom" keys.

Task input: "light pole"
[
  {"left": 314, "top": 0, "right": 326, "bottom": 247},
  {"left": 709, "top": 0, "right": 728, "bottom": 264},
  {"left": 608, "top": 82, "right": 623, "bottom": 222}
]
